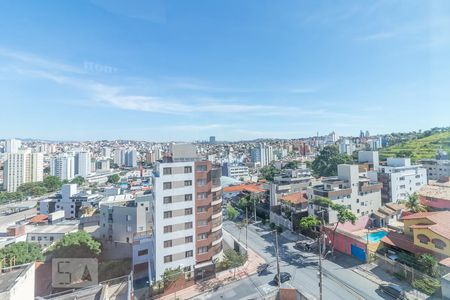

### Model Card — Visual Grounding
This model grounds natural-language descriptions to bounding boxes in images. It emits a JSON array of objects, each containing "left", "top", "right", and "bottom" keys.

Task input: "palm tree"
[{"left": 405, "top": 193, "right": 426, "bottom": 213}]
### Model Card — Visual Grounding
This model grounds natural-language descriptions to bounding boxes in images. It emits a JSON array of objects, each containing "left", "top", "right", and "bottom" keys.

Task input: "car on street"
[
  {"left": 378, "top": 283, "right": 406, "bottom": 299},
  {"left": 272, "top": 272, "right": 291, "bottom": 285}
]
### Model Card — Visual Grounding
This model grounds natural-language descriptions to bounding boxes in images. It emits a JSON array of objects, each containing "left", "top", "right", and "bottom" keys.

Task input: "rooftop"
[
  {"left": 402, "top": 211, "right": 450, "bottom": 240},
  {"left": 223, "top": 183, "right": 266, "bottom": 194},
  {"left": 280, "top": 192, "right": 308, "bottom": 205},
  {"left": 418, "top": 179, "right": 450, "bottom": 201}
]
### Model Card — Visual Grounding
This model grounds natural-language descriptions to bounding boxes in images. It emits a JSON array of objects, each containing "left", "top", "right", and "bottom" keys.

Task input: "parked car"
[
  {"left": 272, "top": 272, "right": 291, "bottom": 285},
  {"left": 379, "top": 283, "right": 406, "bottom": 299},
  {"left": 257, "top": 263, "right": 269, "bottom": 275}
]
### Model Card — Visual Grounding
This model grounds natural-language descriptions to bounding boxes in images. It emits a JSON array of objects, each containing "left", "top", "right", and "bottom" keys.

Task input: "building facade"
[
  {"left": 420, "top": 159, "right": 450, "bottom": 182},
  {"left": 375, "top": 158, "right": 427, "bottom": 204},
  {"left": 3, "top": 151, "right": 43, "bottom": 192},
  {"left": 150, "top": 144, "right": 223, "bottom": 282},
  {"left": 50, "top": 153, "right": 75, "bottom": 181}
]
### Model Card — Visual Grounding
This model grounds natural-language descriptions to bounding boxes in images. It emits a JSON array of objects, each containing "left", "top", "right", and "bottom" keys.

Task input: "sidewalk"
[
  {"left": 353, "top": 263, "right": 434, "bottom": 300},
  {"left": 157, "top": 246, "right": 265, "bottom": 300}
]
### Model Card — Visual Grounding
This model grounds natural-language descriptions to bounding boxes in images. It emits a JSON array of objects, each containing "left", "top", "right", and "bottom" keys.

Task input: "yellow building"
[{"left": 402, "top": 211, "right": 450, "bottom": 257}]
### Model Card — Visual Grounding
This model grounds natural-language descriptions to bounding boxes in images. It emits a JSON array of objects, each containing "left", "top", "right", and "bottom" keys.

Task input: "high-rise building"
[
  {"left": 209, "top": 136, "right": 216, "bottom": 144},
  {"left": 50, "top": 153, "right": 75, "bottom": 181},
  {"left": 3, "top": 151, "right": 43, "bottom": 192},
  {"left": 5, "top": 139, "right": 22, "bottom": 153},
  {"left": 251, "top": 143, "right": 273, "bottom": 167},
  {"left": 114, "top": 149, "right": 138, "bottom": 168},
  {"left": 74, "top": 150, "right": 91, "bottom": 178},
  {"left": 150, "top": 144, "right": 223, "bottom": 282}
]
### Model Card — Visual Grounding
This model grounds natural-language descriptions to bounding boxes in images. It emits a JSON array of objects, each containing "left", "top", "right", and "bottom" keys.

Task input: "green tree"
[
  {"left": 43, "top": 176, "right": 62, "bottom": 192},
  {"left": 259, "top": 164, "right": 280, "bottom": 181},
  {"left": 17, "top": 182, "right": 47, "bottom": 197},
  {"left": 107, "top": 174, "right": 120, "bottom": 184},
  {"left": 218, "top": 249, "right": 247, "bottom": 278},
  {"left": 0, "top": 242, "right": 44, "bottom": 265},
  {"left": 161, "top": 267, "right": 183, "bottom": 288},
  {"left": 299, "top": 215, "right": 321, "bottom": 236},
  {"left": 226, "top": 204, "right": 238, "bottom": 220},
  {"left": 405, "top": 193, "right": 426, "bottom": 213},
  {"left": 283, "top": 161, "right": 299, "bottom": 170},
  {"left": 47, "top": 231, "right": 101, "bottom": 258},
  {"left": 311, "top": 146, "right": 352, "bottom": 177},
  {"left": 70, "top": 176, "right": 85, "bottom": 186},
  {"left": 418, "top": 254, "right": 440, "bottom": 278}
]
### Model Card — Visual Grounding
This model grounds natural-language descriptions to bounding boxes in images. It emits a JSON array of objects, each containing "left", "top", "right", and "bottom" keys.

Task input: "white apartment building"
[
  {"left": 3, "top": 151, "right": 43, "bottom": 192},
  {"left": 5, "top": 138, "right": 22, "bottom": 153},
  {"left": 251, "top": 143, "right": 274, "bottom": 167},
  {"left": 150, "top": 144, "right": 223, "bottom": 282},
  {"left": 26, "top": 223, "right": 79, "bottom": 249},
  {"left": 50, "top": 153, "right": 75, "bottom": 181},
  {"left": 374, "top": 158, "right": 427, "bottom": 203},
  {"left": 222, "top": 163, "right": 249, "bottom": 179},
  {"left": 420, "top": 158, "right": 450, "bottom": 181},
  {"left": 74, "top": 150, "right": 92, "bottom": 178},
  {"left": 307, "top": 164, "right": 383, "bottom": 223}
]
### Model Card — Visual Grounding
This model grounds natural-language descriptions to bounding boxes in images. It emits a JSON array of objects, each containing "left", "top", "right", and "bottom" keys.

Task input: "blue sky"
[{"left": 0, "top": 0, "right": 449, "bottom": 141}]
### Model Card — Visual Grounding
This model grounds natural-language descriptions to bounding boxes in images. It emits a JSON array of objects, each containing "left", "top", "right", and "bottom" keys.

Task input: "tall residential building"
[
  {"left": 50, "top": 153, "right": 75, "bottom": 181},
  {"left": 114, "top": 149, "right": 138, "bottom": 168},
  {"left": 5, "top": 139, "right": 22, "bottom": 153},
  {"left": 420, "top": 159, "right": 450, "bottom": 182},
  {"left": 209, "top": 136, "right": 216, "bottom": 144},
  {"left": 251, "top": 143, "right": 273, "bottom": 167},
  {"left": 150, "top": 144, "right": 223, "bottom": 282},
  {"left": 307, "top": 164, "right": 383, "bottom": 223},
  {"left": 74, "top": 150, "right": 91, "bottom": 178},
  {"left": 374, "top": 158, "right": 427, "bottom": 204},
  {"left": 3, "top": 151, "right": 43, "bottom": 192}
]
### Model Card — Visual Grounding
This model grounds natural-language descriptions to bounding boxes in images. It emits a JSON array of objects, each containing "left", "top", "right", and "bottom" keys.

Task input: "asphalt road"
[{"left": 193, "top": 221, "right": 390, "bottom": 300}]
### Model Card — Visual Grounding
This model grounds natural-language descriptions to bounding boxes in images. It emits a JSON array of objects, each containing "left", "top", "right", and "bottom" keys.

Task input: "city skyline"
[{"left": 1, "top": 1, "right": 450, "bottom": 141}]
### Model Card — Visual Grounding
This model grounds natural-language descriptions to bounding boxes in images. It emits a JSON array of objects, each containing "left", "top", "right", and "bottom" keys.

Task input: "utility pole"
[
  {"left": 253, "top": 196, "right": 257, "bottom": 223},
  {"left": 274, "top": 230, "right": 281, "bottom": 289},
  {"left": 245, "top": 207, "right": 248, "bottom": 249},
  {"left": 318, "top": 210, "right": 325, "bottom": 300}
]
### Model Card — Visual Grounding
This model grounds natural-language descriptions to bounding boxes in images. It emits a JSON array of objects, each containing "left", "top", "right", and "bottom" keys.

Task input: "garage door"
[{"left": 351, "top": 244, "right": 366, "bottom": 262}]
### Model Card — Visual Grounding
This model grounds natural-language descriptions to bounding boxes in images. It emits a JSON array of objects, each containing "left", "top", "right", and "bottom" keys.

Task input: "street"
[
  {"left": 192, "top": 221, "right": 390, "bottom": 300},
  {"left": 0, "top": 199, "right": 38, "bottom": 232}
]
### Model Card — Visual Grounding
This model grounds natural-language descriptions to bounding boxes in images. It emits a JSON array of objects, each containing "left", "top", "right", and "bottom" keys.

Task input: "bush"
[
  {"left": 269, "top": 222, "right": 276, "bottom": 230},
  {"left": 276, "top": 225, "right": 283, "bottom": 233},
  {"left": 261, "top": 218, "right": 267, "bottom": 225},
  {"left": 393, "top": 272, "right": 406, "bottom": 281},
  {"left": 412, "top": 278, "right": 440, "bottom": 295}
]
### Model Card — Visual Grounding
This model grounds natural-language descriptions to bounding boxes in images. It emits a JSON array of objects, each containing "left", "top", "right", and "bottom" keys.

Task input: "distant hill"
[{"left": 379, "top": 130, "right": 450, "bottom": 161}]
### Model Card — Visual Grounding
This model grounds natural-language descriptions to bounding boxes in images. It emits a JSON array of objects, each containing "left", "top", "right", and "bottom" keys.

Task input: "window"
[
  {"left": 196, "top": 165, "right": 207, "bottom": 171},
  {"left": 164, "top": 240, "right": 172, "bottom": 248},
  {"left": 198, "top": 233, "right": 208, "bottom": 240},
  {"left": 197, "top": 179, "right": 207, "bottom": 186},
  {"left": 163, "top": 196, "right": 172, "bottom": 204},
  {"left": 432, "top": 238, "right": 446, "bottom": 250},
  {"left": 164, "top": 225, "right": 172, "bottom": 233},
  {"left": 185, "top": 222, "right": 193, "bottom": 229},
  {"left": 417, "top": 234, "right": 430, "bottom": 245},
  {"left": 185, "top": 208, "right": 193, "bottom": 215},
  {"left": 198, "top": 192, "right": 208, "bottom": 199},
  {"left": 31, "top": 236, "right": 35, "bottom": 241},
  {"left": 49, "top": 236, "right": 54, "bottom": 241},
  {"left": 184, "top": 166, "right": 192, "bottom": 173},
  {"left": 138, "top": 249, "right": 148, "bottom": 256},
  {"left": 163, "top": 182, "right": 172, "bottom": 190},
  {"left": 198, "top": 220, "right": 208, "bottom": 227},
  {"left": 185, "top": 250, "right": 193, "bottom": 257},
  {"left": 38, "top": 237, "right": 42, "bottom": 241},
  {"left": 197, "top": 206, "right": 208, "bottom": 213},
  {"left": 198, "top": 246, "right": 208, "bottom": 254},
  {"left": 164, "top": 211, "right": 172, "bottom": 219},
  {"left": 185, "top": 236, "right": 193, "bottom": 243},
  {"left": 127, "top": 225, "right": 132, "bottom": 232},
  {"left": 163, "top": 167, "right": 172, "bottom": 175},
  {"left": 126, "top": 215, "right": 132, "bottom": 221},
  {"left": 185, "top": 194, "right": 192, "bottom": 201},
  {"left": 184, "top": 180, "right": 192, "bottom": 186},
  {"left": 164, "top": 255, "right": 172, "bottom": 263}
]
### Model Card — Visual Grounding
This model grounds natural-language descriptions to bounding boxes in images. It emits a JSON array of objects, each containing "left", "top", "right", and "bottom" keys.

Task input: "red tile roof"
[
  {"left": 280, "top": 192, "right": 308, "bottom": 205},
  {"left": 223, "top": 184, "right": 266, "bottom": 194},
  {"left": 29, "top": 214, "right": 48, "bottom": 224},
  {"left": 381, "top": 231, "right": 430, "bottom": 255},
  {"left": 403, "top": 211, "right": 450, "bottom": 240}
]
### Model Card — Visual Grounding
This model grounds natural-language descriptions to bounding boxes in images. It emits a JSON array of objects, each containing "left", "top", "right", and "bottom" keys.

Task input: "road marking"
[{"left": 258, "top": 283, "right": 277, "bottom": 295}]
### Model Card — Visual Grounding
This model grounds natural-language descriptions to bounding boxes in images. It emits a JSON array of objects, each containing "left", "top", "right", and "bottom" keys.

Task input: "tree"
[
  {"left": 312, "top": 196, "right": 356, "bottom": 254},
  {"left": 405, "top": 193, "right": 426, "bottom": 213},
  {"left": 17, "top": 182, "right": 47, "bottom": 197},
  {"left": 0, "top": 242, "right": 44, "bottom": 265},
  {"left": 330, "top": 205, "right": 357, "bottom": 254},
  {"left": 162, "top": 267, "right": 183, "bottom": 288},
  {"left": 418, "top": 254, "right": 440, "bottom": 278},
  {"left": 43, "top": 176, "right": 62, "bottom": 192},
  {"left": 107, "top": 174, "right": 120, "bottom": 184},
  {"left": 218, "top": 249, "right": 247, "bottom": 278},
  {"left": 311, "top": 146, "right": 352, "bottom": 177},
  {"left": 70, "top": 176, "right": 85, "bottom": 186},
  {"left": 299, "top": 215, "right": 321, "bottom": 236},
  {"left": 47, "top": 231, "right": 101, "bottom": 258},
  {"left": 259, "top": 164, "right": 279, "bottom": 181},
  {"left": 226, "top": 204, "right": 238, "bottom": 220},
  {"left": 283, "top": 161, "right": 299, "bottom": 170}
]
